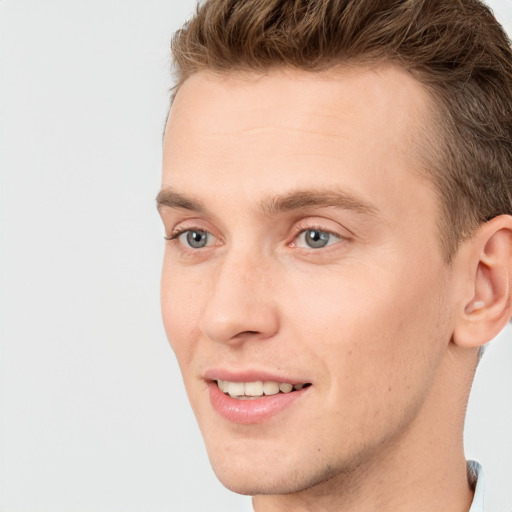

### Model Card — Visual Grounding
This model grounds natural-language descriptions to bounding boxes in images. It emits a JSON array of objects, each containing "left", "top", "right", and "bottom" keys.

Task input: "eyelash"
[
  {"left": 292, "top": 223, "right": 343, "bottom": 239},
  {"left": 164, "top": 224, "right": 347, "bottom": 252},
  {"left": 164, "top": 226, "right": 217, "bottom": 255},
  {"left": 165, "top": 228, "right": 208, "bottom": 245},
  {"left": 165, "top": 227, "right": 193, "bottom": 242}
]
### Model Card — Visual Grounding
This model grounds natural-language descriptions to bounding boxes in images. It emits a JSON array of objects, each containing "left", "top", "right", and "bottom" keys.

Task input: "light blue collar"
[{"left": 468, "top": 460, "right": 484, "bottom": 512}]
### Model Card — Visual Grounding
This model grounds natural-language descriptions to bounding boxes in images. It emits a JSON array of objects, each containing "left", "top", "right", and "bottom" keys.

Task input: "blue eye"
[
  {"left": 296, "top": 229, "right": 341, "bottom": 249},
  {"left": 177, "top": 229, "right": 211, "bottom": 248}
]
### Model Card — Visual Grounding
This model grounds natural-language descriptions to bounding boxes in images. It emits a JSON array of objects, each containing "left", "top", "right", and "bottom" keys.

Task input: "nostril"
[{"left": 199, "top": 291, "right": 280, "bottom": 345}]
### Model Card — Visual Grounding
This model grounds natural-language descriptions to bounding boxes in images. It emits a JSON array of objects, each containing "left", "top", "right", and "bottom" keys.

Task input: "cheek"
[
  {"left": 160, "top": 263, "right": 204, "bottom": 368},
  {"left": 283, "top": 260, "right": 449, "bottom": 415}
]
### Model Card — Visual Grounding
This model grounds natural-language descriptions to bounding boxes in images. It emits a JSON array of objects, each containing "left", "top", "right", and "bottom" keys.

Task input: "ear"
[{"left": 453, "top": 215, "right": 512, "bottom": 348}]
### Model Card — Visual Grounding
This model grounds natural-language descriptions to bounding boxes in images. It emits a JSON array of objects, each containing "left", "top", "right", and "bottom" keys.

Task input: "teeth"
[
  {"left": 263, "top": 381, "right": 280, "bottom": 395},
  {"left": 279, "top": 382, "right": 293, "bottom": 393},
  {"left": 245, "top": 381, "right": 264, "bottom": 396},
  {"left": 217, "top": 380, "right": 308, "bottom": 398},
  {"left": 227, "top": 382, "right": 245, "bottom": 398}
]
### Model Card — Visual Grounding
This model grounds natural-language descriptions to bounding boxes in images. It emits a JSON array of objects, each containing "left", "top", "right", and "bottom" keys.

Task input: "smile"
[
  {"left": 209, "top": 380, "right": 311, "bottom": 424},
  {"left": 217, "top": 380, "right": 310, "bottom": 399}
]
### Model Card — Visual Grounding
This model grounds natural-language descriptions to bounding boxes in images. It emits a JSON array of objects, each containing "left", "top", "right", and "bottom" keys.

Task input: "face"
[{"left": 159, "top": 66, "right": 457, "bottom": 497}]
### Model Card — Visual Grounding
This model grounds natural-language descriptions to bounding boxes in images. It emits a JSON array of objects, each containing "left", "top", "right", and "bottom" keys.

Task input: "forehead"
[
  {"left": 162, "top": 65, "right": 437, "bottom": 224},
  {"left": 166, "top": 64, "right": 432, "bottom": 143}
]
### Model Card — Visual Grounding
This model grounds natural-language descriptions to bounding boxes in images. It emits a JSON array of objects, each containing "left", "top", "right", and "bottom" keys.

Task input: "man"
[{"left": 157, "top": 1, "right": 512, "bottom": 510}]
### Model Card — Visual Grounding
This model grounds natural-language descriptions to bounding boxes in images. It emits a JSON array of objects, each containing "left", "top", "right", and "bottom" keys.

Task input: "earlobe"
[{"left": 453, "top": 215, "right": 512, "bottom": 349}]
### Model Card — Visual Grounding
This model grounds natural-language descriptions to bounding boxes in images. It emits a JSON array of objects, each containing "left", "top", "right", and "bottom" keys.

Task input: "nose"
[{"left": 198, "top": 251, "right": 280, "bottom": 345}]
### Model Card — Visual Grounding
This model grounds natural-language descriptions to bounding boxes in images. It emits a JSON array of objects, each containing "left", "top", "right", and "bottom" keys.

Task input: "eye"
[
  {"left": 295, "top": 229, "right": 341, "bottom": 249},
  {"left": 171, "top": 229, "right": 213, "bottom": 249}
]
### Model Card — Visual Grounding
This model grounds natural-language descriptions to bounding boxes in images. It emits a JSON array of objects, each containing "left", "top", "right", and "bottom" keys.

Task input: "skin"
[{"left": 158, "top": 65, "right": 510, "bottom": 511}]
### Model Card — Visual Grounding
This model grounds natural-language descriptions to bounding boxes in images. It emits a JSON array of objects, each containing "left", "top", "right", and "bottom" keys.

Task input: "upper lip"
[{"left": 203, "top": 368, "right": 310, "bottom": 385}]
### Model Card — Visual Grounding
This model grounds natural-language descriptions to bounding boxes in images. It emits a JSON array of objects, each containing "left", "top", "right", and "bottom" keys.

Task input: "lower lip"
[{"left": 208, "top": 382, "right": 308, "bottom": 424}]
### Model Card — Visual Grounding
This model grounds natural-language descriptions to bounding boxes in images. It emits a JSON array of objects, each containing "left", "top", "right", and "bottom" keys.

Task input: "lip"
[
  {"left": 204, "top": 368, "right": 306, "bottom": 385},
  {"left": 204, "top": 369, "right": 311, "bottom": 425}
]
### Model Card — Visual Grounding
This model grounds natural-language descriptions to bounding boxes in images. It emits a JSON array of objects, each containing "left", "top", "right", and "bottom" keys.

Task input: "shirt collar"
[{"left": 467, "top": 460, "right": 485, "bottom": 512}]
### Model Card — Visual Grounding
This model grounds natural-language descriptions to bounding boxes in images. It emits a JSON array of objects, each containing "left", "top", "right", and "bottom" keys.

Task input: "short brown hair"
[{"left": 170, "top": 0, "right": 512, "bottom": 260}]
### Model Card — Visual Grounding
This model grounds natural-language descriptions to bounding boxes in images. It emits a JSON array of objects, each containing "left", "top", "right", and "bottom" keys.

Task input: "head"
[{"left": 158, "top": 0, "right": 512, "bottom": 505}]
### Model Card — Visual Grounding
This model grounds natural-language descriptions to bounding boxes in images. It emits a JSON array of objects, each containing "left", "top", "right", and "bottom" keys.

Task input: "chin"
[
  {"left": 213, "top": 467, "right": 302, "bottom": 496},
  {"left": 207, "top": 451, "right": 299, "bottom": 495},
  {"left": 209, "top": 450, "right": 350, "bottom": 497}
]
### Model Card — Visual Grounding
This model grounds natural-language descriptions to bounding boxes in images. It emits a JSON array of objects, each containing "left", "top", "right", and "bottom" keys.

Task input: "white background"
[{"left": 1, "top": 1, "right": 512, "bottom": 511}]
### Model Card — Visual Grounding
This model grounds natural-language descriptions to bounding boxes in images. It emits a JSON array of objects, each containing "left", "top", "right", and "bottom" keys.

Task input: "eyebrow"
[
  {"left": 259, "top": 189, "right": 378, "bottom": 216},
  {"left": 156, "top": 187, "right": 379, "bottom": 217},
  {"left": 156, "top": 189, "right": 205, "bottom": 213}
]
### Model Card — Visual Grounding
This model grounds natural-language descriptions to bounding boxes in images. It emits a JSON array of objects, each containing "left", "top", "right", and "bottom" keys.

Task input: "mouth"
[
  {"left": 204, "top": 370, "right": 313, "bottom": 424},
  {"left": 216, "top": 379, "right": 312, "bottom": 400}
]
